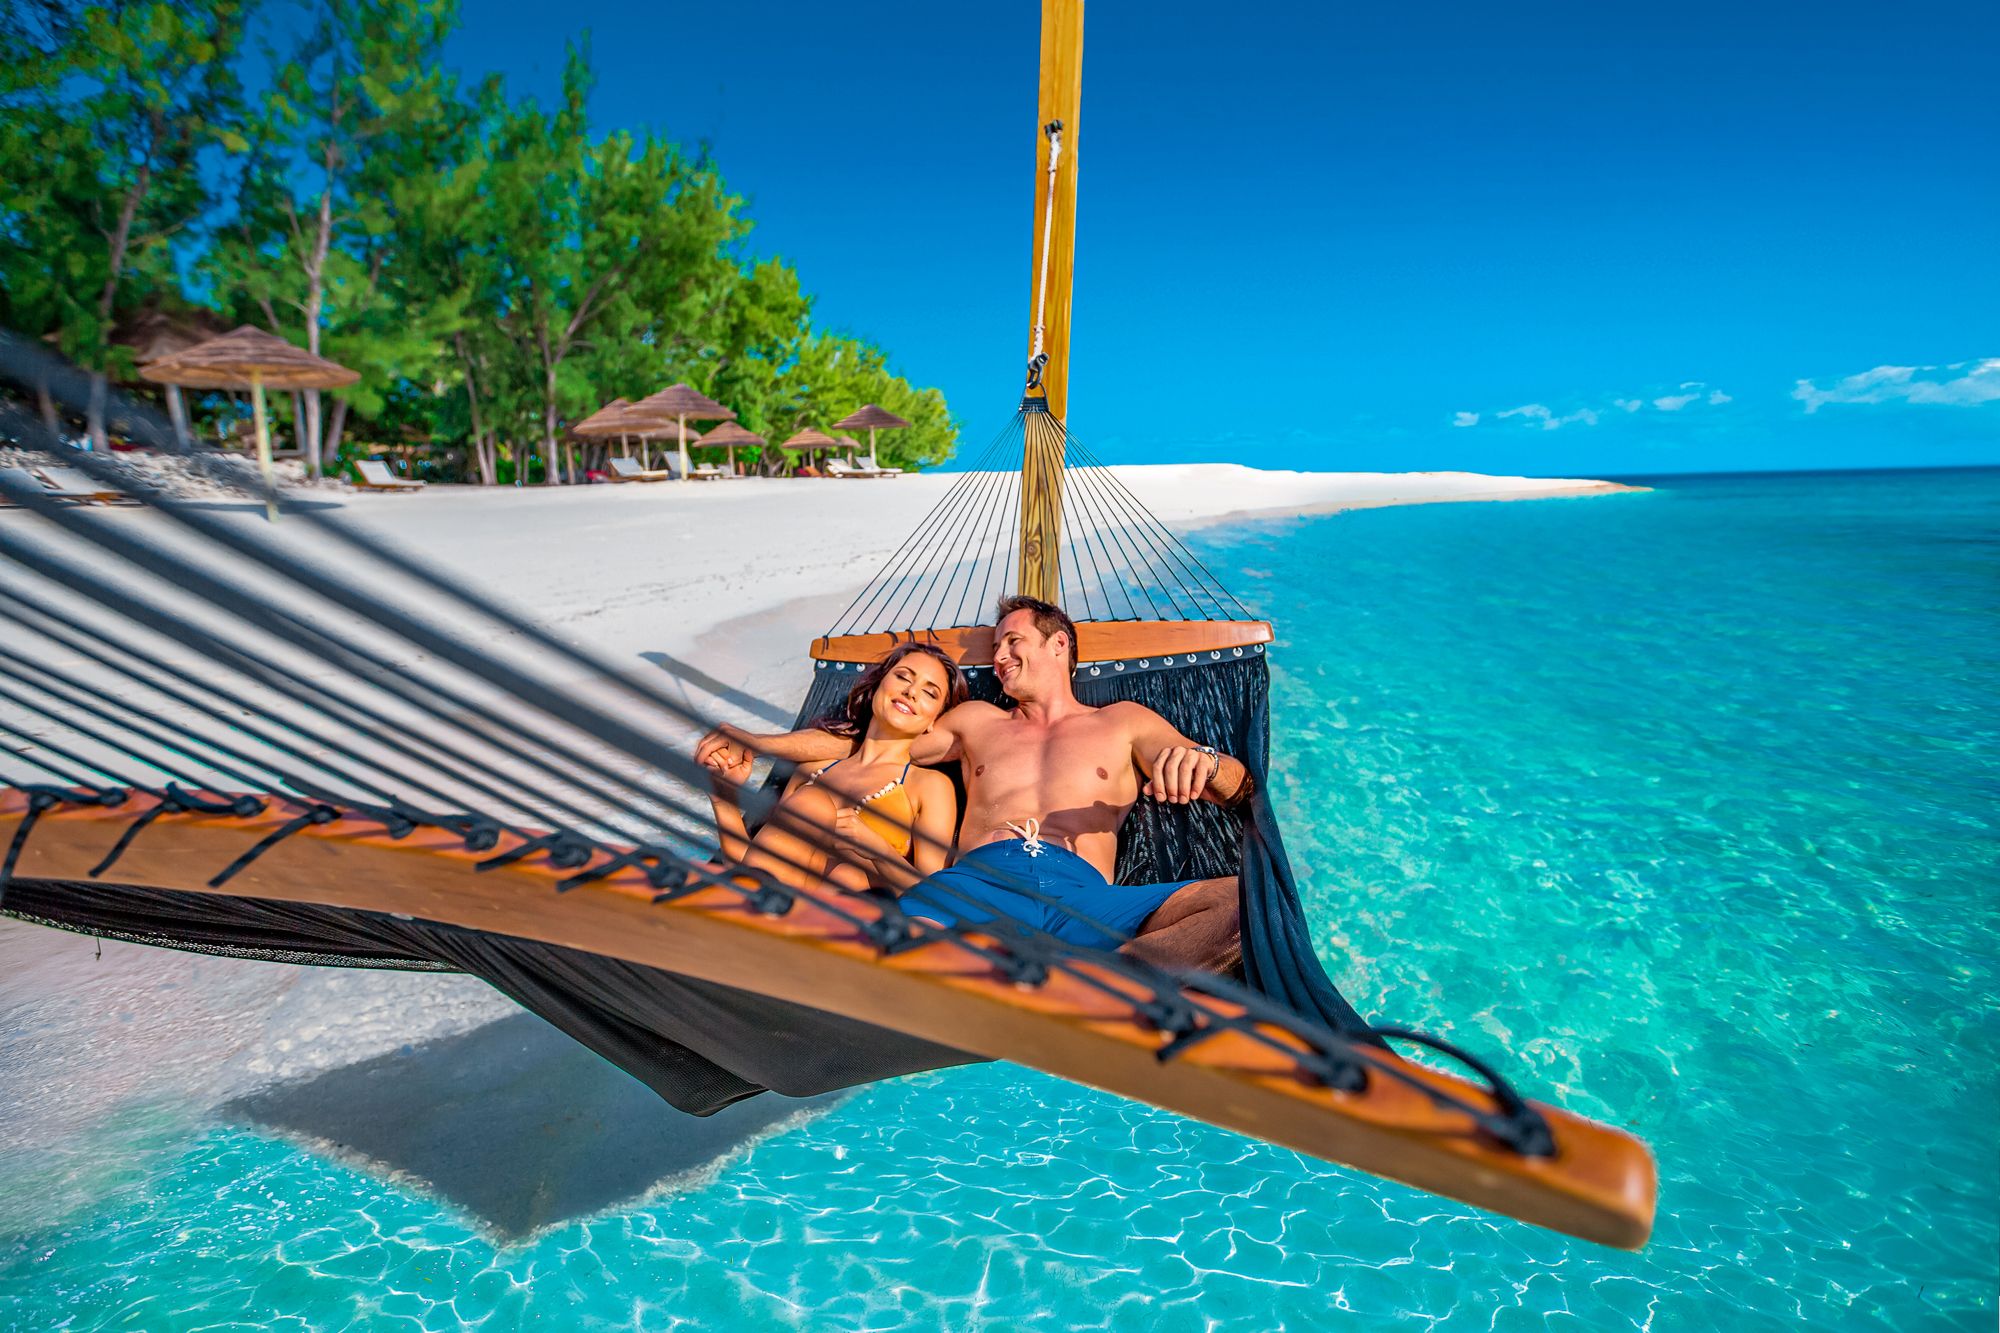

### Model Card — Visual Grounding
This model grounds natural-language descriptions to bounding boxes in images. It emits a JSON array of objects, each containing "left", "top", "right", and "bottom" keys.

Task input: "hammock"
[{"left": 0, "top": 0, "right": 1656, "bottom": 1250}]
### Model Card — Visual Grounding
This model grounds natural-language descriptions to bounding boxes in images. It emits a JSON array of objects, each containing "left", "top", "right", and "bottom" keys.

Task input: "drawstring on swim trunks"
[{"left": 1003, "top": 818, "right": 1045, "bottom": 857}]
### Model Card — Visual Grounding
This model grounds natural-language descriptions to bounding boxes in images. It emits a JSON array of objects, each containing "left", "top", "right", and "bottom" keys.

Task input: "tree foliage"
[{"left": 0, "top": 0, "right": 956, "bottom": 475}]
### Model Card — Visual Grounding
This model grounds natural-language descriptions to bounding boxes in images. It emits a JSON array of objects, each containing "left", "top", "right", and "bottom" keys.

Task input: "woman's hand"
[
  {"left": 696, "top": 724, "right": 755, "bottom": 773},
  {"left": 704, "top": 745, "right": 754, "bottom": 790},
  {"left": 831, "top": 806, "right": 901, "bottom": 863}
]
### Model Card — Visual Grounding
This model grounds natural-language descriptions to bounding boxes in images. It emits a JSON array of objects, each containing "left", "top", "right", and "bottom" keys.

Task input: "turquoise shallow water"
[{"left": 5, "top": 467, "right": 1997, "bottom": 1329}]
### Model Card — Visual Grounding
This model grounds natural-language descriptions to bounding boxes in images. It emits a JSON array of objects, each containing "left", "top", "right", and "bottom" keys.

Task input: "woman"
[{"left": 700, "top": 643, "right": 966, "bottom": 893}]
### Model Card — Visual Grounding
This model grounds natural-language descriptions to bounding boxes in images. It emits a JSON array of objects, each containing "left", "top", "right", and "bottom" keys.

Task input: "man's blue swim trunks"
[{"left": 903, "top": 832, "right": 1193, "bottom": 950}]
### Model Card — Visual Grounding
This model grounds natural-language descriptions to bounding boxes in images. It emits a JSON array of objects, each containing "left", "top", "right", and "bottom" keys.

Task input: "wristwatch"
[{"left": 1195, "top": 744, "right": 1220, "bottom": 788}]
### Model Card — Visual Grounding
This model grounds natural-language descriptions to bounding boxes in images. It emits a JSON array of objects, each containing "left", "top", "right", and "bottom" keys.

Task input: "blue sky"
[{"left": 447, "top": 0, "right": 1998, "bottom": 474}]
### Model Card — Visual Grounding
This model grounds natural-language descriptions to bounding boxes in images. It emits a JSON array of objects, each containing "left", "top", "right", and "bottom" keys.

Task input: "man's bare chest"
[{"left": 961, "top": 715, "right": 1136, "bottom": 800}]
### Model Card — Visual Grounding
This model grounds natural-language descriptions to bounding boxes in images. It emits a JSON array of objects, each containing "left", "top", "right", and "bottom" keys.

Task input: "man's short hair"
[{"left": 996, "top": 594, "right": 1078, "bottom": 674}]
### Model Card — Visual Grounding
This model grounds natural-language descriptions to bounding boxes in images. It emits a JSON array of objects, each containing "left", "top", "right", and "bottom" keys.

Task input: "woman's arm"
[
  {"left": 906, "top": 769, "right": 958, "bottom": 878},
  {"left": 697, "top": 723, "right": 851, "bottom": 769}
]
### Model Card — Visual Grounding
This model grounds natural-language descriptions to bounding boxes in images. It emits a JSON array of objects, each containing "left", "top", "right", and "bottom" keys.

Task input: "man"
[{"left": 697, "top": 595, "right": 1252, "bottom": 971}]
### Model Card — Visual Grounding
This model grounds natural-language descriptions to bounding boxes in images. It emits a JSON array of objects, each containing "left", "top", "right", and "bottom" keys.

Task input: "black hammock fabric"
[{"left": 5, "top": 650, "right": 1376, "bottom": 1113}]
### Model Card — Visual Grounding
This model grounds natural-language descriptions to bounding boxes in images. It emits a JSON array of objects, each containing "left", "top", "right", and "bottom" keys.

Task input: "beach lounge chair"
[
  {"left": 688, "top": 462, "right": 729, "bottom": 480},
  {"left": 825, "top": 457, "right": 901, "bottom": 480},
  {"left": 607, "top": 456, "right": 675, "bottom": 483},
  {"left": 30, "top": 464, "right": 140, "bottom": 505},
  {"left": 1, "top": 466, "right": 100, "bottom": 506},
  {"left": 353, "top": 459, "right": 426, "bottom": 492}
]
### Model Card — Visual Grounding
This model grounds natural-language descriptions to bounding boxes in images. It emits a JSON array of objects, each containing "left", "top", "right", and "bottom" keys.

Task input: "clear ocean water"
[{"left": 4, "top": 467, "right": 1996, "bottom": 1330}]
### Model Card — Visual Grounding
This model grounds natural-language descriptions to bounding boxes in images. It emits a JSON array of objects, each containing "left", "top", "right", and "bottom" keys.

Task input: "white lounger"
[
  {"left": 31, "top": 464, "right": 139, "bottom": 504},
  {"left": 825, "top": 458, "right": 902, "bottom": 480},
  {"left": 607, "top": 456, "right": 675, "bottom": 483},
  {"left": 354, "top": 459, "right": 426, "bottom": 492},
  {"left": 1, "top": 466, "right": 101, "bottom": 505}
]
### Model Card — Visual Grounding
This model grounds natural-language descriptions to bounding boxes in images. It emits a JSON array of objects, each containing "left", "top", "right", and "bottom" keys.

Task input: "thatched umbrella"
[
  {"left": 572, "top": 397, "right": 636, "bottom": 467},
  {"left": 141, "top": 326, "right": 358, "bottom": 517},
  {"left": 832, "top": 405, "right": 911, "bottom": 471},
  {"left": 696, "top": 420, "right": 765, "bottom": 476},
  {"left": 572, "top": 397, "right": 632, "bottom": 438},
  {"left": 782, "top": 426, "right": 837, "bottom": 473},
  {"left": 628, "top": 384, "right": 734, "bottom": 481}
]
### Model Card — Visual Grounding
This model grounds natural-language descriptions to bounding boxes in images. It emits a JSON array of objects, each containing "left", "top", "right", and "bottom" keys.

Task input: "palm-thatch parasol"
[
  {"left": 572, "top": 397, "right": 637, "bottom": 464},
  {"left": 832, "top": 405, "right": 912, "bottom": 471},
  {"left": 695, "top": 420, "right": 765, "bottom": 476},
  {"left": 781, "top": 427, "right": 837, "bottom": 474},
  {"left": 141, "top": 326, "right": 358, "bottom": 517},
  {"left": 571, "top": 398, "right": 632, "bottom": 438},
  {"left": 628, "top": 384, "right": 735, "bottom": 481}
]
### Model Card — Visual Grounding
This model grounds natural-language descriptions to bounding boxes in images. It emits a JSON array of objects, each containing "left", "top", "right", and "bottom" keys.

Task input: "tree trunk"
[
  {"left": 36, "top": 376, "right": 59, "bottom": 430},
  {"left": 303, "top": 390, "right": 323, "bottom": 473},
  {"left": 86, "top": 373, "right": 107, "bottom": 450},
  {"left": 542, "top": 374, "right": 561, "bottom": 486},
  {"left": 300, "top": 177, "right": 334, "bottom": 471},
  {"left": 456, "top": 334, "right": 491, "bottom": 486},
  {"left": 90, "top": 118, "right": 156, "bottom": 454},
  {"left": 324, "top": 398, "right": 350, "bottom": 470}
]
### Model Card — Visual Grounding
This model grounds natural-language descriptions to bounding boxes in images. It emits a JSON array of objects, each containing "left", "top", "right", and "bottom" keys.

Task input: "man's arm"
[
  {"left": 1118, "top": 703, "right": 1254, "bottom": 807},
  {"left": 906, "top": 700, "right": 992, "bottom": 767}
]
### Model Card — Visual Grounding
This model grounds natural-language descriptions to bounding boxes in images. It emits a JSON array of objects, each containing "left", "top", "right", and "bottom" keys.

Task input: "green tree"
[
  {"left": 0, "top": 0, "right": 245, "bottom": 443},
  {"left": 202, "top": 0, "right": 460, "bottom": 471},
  {"left": 481, "top": 48, "right": 769, "bottom": 483}
]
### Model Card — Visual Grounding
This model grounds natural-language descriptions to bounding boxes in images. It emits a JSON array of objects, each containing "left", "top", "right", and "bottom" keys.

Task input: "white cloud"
[
  {"left": 1497, "top": 403, "right": 1598, "bottom": 430},
  {"left": 1792, "top": 358, "right": 2000, "bottom": 413},
  {"left": 1460, "top": 378, "right": 1730, "bottom": 433}
]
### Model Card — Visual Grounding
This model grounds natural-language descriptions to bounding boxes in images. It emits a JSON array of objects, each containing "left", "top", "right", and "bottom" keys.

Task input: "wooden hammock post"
[{"left": 1018, "top": 0, "right": 1083, "bottom": 603}]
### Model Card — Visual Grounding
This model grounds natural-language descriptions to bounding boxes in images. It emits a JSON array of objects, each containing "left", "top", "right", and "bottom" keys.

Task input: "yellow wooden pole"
[
  {"left": 1017, "top": 0, "right": 1084, "bottom": 603},
  {"left": 250, "top": 371, "right": 276, "bottom": 521}
]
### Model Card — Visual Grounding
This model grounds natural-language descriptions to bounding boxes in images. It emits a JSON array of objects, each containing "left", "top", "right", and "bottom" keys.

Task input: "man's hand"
[{"left": 1144, "top": 744, "right": 1219, "bottom": 804}]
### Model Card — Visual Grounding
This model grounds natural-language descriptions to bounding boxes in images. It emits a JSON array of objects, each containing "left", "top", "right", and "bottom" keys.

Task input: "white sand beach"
[{"left": 0, "top": 464, "right": 1640, "bottom": 1213}]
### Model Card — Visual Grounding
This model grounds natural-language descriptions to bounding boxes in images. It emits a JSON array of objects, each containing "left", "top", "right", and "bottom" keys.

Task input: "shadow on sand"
[
  {"left": 640, "top": 649, "right": 797, "bottom": 727},
  {"left": 226, "top": 1011, "right": 843, "bottom": 1241}
]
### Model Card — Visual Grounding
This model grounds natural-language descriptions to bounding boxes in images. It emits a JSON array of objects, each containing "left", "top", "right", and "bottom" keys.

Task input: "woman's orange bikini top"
[{"left": 803, "top": 758, "right": 916, "bottom": 859}]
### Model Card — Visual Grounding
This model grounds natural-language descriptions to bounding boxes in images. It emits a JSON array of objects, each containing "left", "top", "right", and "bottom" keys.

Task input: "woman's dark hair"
[{"left": 813, "top": 643, "right": 969, "bottom": 740}]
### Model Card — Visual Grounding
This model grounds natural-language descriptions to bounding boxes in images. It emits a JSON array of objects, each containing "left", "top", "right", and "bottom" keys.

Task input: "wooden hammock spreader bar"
[
  {"left": 812, "top": 619, "right": 1275, "bottom": 667},
  {"left": 0, "top": 787, "right": 1657, "bottom": 1249}
]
